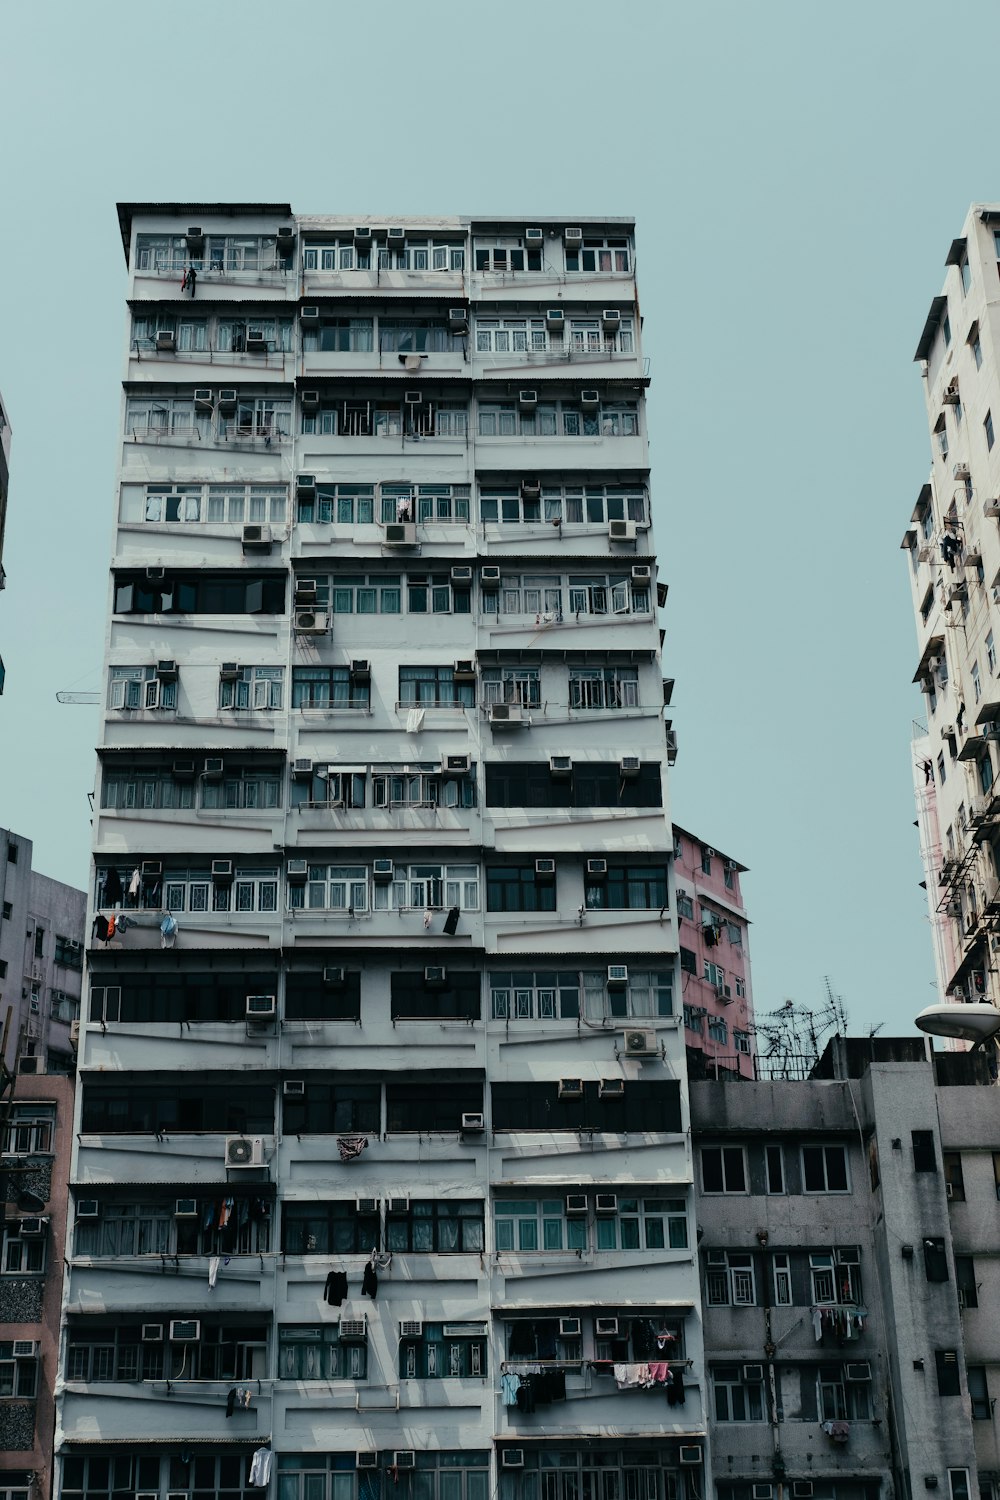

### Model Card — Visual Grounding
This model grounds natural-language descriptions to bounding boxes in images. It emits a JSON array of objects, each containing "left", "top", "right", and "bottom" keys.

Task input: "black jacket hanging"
[{"left": 362, "top": 1262, "right": 378, "bottom": 1299}]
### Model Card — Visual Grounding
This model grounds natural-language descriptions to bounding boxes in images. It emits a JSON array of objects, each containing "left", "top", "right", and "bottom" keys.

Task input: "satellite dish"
[{"left": 915, "top": 1002, "right": 1000, "bottom": 1045}]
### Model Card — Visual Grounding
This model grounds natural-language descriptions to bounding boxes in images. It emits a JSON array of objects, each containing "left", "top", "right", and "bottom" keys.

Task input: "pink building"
[{"left": 673, "top": 824, "right": 755, "bottom": 1078}]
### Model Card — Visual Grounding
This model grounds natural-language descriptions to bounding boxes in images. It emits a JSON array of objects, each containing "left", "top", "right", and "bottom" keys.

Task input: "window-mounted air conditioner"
[
  {"left": 18, "top": 1057, "right": 41, "bottom": 1075},
  {"left": 296, "top": 473, "right": 317, "bottom": 498},
  {"left": 480, "top": 565, "right": 501, "bottom": 589},
  {"left": 386, "top": 227, "right": 406, "bottom": 246},
  {"left": 620, "top": 755, "right": 640, "bottom": 778},
  {"left": 76, "top": 1199, "right": 99, "bottom": 1219},
  {"left": 631, "top": 564, "right": 651, "bottom": 584},
  {"left": 136, "top": 1492, "right": 159, "bottom": 1500},
  {"left": 595, "top": 1317, "right": 619, "bottom": 1337},
  {"left": 170, "top": 1197, "right": 199, "bottom": 1220},
  {"left": 350, "top": 659, "right": 371, "bottom": 682},
  {"left": 194, "top": 388, "right": 214, "bottom": 412},
  {"left": 752, "top": 1487, "right": 774, "bottom": 1500},
  {"left": 242, "top": 523, "right": 272, "bottom": 550},
  {"left": 141, "top": 1323, "right": 164, "bottom": 1343},
  {"left": 461, "top": 1112, "right": 485, "bottom": 1133},
  {"left": 525, "top": 227, "right": 544, "bottom": 244},
  {"left": 400, "top": 1320, "right": 423, "bottom": 1339},
  {"left": 246, "top": 994, "right": 276, "bottom": 1020},
  {"left": 549, "top": 755, "right": 573, "bottom": 777},
  {"left": 141, "top": 859, "right": 162, "bottom": 877},
  {"left": 340, "top": 1318, "right": 367, "bottom": 1342},
  {"left": 453, "top": 659, "right": 476, "bottom": 681},
  {"left": 295, "top": 609, "right": 329, "bottom": 634},
  {"left": 558, "top": 1077, "right": 583, "bottom": 1098},
  {"left": 287, "top": 860, "right": 309, "bottom": 883},
  {"left": 564, "top": 227, "right": 584, "bottom": 247},
  {"left": 609, "top": 520, "right": 637, "bottom": 541},
  {"left": 792, "top": 1486, "right": 814, "bottom": 1500},
  {"left": 595, "top": 1193, "right": 618, "bottom": 1214},
  {"left": 217, "top": 389, "right": 238, "bottom": 413},
  {"left": 448, "top": 307, "right": 469, "bottom": 333},
  {"left": 226, "top": 1136, "right": 265, "bottom": 1168},
  {"left": 246, "top": 329, "right": 267, "bottom": 354},
  {"left": 276, "top": 226, "right": 296, "bottom": 251},
  {"left": 599, "top": 1079, "right": 625, "bottom": 1098},
  {"left": 294, "top": 580, "right": 318, "bottom": 606},
  {"left": 324, "top": 966, "right": 346, "bottom": 986},
  {"left": 404, "top": 390, "right": 424, "bottom": 406},
  {"left": 602, "top": 309, "right": 622, "bottom": 331},
  {"left": 219, "top": 661, "right": 240, "bottom": 683},
  {"left": 501, "top": 1453, "right": 525, "bottom": 1471},
  {"left": 518, "top": 389, "right": 538, "bottom": 410},
  {"left": 373, "top": 859, "right": 394, "bottom": 883},
  {"left": 625, "top": 1029, "right": 657, "bottom": 1057},
  {"left": 354, "top": 226, "right": 373, "bottom": 246},
  {"left": 12, "top": 1339, "right": 38, "bottom": 1359},
  {"left": 678, "top": 1447, "right": 701, "bottom": 1467},
  {"left": 743, "top": 1363, "right": 765, "bottom": 1382},
  {"left": 587, "top": 858, "right": 608, "bottom": 877},
  {"left": 211, "top": 858, "right": 233, "bottom": 880},
  {"left": 155, "top": 329, "right": 176, "bottom": 352},
  {"left": 292, "top": 757, "right": 314, "bottom": 779},
  {"left": 392, "top": 1452, "right": 415, "bottom": 1471},
  {"left": 954, "top": 463, "right": 971, "bottom": 481},
  {"left": 607, "top": 965, "right": 629, "bottom": 988},
  {"left": 300, "top": 305, "right": 320, "bottom": 325},
  {"left": 535, "top": 857, "right": 556, "bottom": 878},
  {"left": 300, "top": 390, "right": 321, "bottom": 415},
  {"left": 984, "top": 497, "right": 1000, "bottom": 519},
  {"left": 169, "top": 1320, "right": 201, "bottom": 1343},
  {"left": 146, "top": 566, "right": 166, "bottom": 583},
  {"left": 580, "top": 388, "right": 601, "bottom": 409},
  {"left": 284, "top": 1080, "right": 305, "bottom": 1098},
  {"left": 384, "top": 522, "right": 417, "bottom": 546},
  {"left": 19, "top": 1217, "right": 47, "bottom": 1237},
  {"left": 204, "top": 758, "right": 224, "bottom": 781},
  {"left": 557, "top": 1317, "right": 582, "bottom": 1339},
  {"left": 185, "top": 226, "right": 205, "bottom": 252},
  {"left": 565, "top": 1194, "right": 588, "bottom": 1216},
  {"left": 172, "top": 760, "right": 196, "bottom": 780},
  {"left": 424, "top": 966, "right": 447, "bottom": 987},
  {"left": 450, "top": 565, "right": 473, "bottom": 585},
  {"left": 356, "top": 1454, "right": 379, "bottom": 1471},
  {"left": 441, "top": 753, "right": 472, "bottom": 776},
  {"left": 845, "top": 1362, "right": 872, "bottom": 1381},
  {"left": 489, "top": 702, "right": 524, "bottom": 725}
]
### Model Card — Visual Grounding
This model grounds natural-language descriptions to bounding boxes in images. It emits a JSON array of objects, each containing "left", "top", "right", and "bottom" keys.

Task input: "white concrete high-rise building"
[
  {"left": 905, "top": 205, "right": 1000, "bottom": 1014},
  {"left": 55, "top": 210, "right": 704, "bottom": 1500}
]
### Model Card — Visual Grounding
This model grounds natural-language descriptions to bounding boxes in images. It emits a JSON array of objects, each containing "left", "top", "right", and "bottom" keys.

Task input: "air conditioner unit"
[
  {"left": 448, "top": 307, "right": 469, "bottom": 333},
  {"left": 70, "top": 1019, "right": 81, "bottom": 1048},
  {"left": 404, "top": 391, "right": 424, "bottom": 406},
  {"left": 601, "top": 309, "right": 622, "bottom": 331},
  {"left": 296, "top": 473, "right": 317, "bottom": 498},
  {"left": 217, "top": 388, "right": 238, "bottom": 413},
  {"left": 246, "top": 329, "right": 267, "bottom": 354},
  {"left": 76, "top": 1198, "right": 99, "bottom": 1219},
  {"left": 954, "top": 463, "right": 971, "bottom": 481},
  {"left": 287, "top": 860, "right": 309, "bottom": 883},
  {"left": 300, "top": 390, "right": 321, "bottom": 414},
  {"left": 565, "top": 1194, "right": 589, "bottom": 1216},
  {"left": 219, "top": 662, "right": 240, "bottom": 682},
  {"left": 174, "top": 1198, "right": 198, "bottom": 1218},
  {"left": 156, "top": 329, "right": 176, "bottom": 352},
  {"left": 19, "top": 1217, "right": 47, "bottom": 1237},
  {"left": 373, "top": 859, "right": 394, "bottom": 883},
  {"left": 356, "top": 1454, "right": 379, "bottom": 1471},
  {"left": 564, "top": 227, "right": 584, "bottom": 247},
  {"left": 435, "top": 753, "right": 469, "bottom": 779},
  {"left": 525, "top": 227, "right": 544, "bottom": 245},
  {"left": 193, "top": 388, "right": 214, "bottom": 411},
  {"left": 545, "top": 308, "right": 565, "bottom": 331},
  {"left": 450, "top": 565, "right": 473, "bottom": 585},
  {"left": 595, "top": 1317, "right": 619, "bottom": 1337},
  {"left": 340, "top": 1318, "right": 367, "bottom": 1341},
  {"left": 350, "top": 659, "right": 371, "bottom": 683},
  {"left": 384, "top": 522, "right": 417, "bottom": 546},
  {"left": 276, "top": 226, "right": 296, "bottom": 252},
  {"left": 599, "top": 1079, "right": 625, "bottom": 1098},
  {"left": 580, "top": 388, "right": 601, "bottom": 408},
  {"left": 620, "top": 756, "right": 640, "bottom": 778},
  {"left": 12, "top": 1339, "right": 38, "bottom": 1358},
  {"left": 146, "top": 566, "right": 166, "bottom": 582},
  {"left": 211, "top": 858, "right": 233, "bottom": 880},
  {"left": 392, "top": 1453, "right": 415, "bottom": 1471},
  {"left": 185, "top": 226, "right": 205, "bottom": 252},
  {"left": 453, "top": 659, "right": 476, "bottom": 681},
  {"left": 141, "top": 1324, "right": 164, "bottom": 1343},
  {"left": 489, "top": 702, "right": 524, "bottom": 725},
  {"left": 549, "top": 755, "right": 573, "bottom": 777},
  {"left": 559, "top": 1317, "right": 582, "bottom": 1337},
  {"left": 294, "top": 580, "right": 318, "bottom": 605},
  {"left": 295, "top": 609, "right": 329, "bottom": 634},
  {"left": 631, "top": 564, "right": 651, "bottom": 583},
  {"left": 424, "top": 966, "right": 447, "bottom": 987},
  {"left": 324, "top": 966, "right": 346, "bottom": 986},
  {"left": 625, "top": 1029, "right": 657, "bottom": 1057},
  {"left": 480, "top": 565, "right": 501, "bottom": 589},
  {"left": 354, "top": 226, "right": 373, "bottom": 246},
  {"left": 226, "top": 1136, "right": 265, "bottom": 1168},
  {"left": 169, "top": 1320, "right": 201, "bottom": 1343},
  {"left": 299, "top": 306, "right": 320, "bottom": 325},
  {"left": 17, "top": 1057, "right": 41, "bottom": 1075},
  {"left": 172, "top": 760, "right": 196, "bottom": 779},
  {"left": 984, "top": 497, "right": 1000, "bottom": 518},
  {"left": 386, "top": 227, "right": 406, "bottom": 246},
  {"left": 203, "top": 757, "right": 225, "bottom": 782},
  {"left": 558, "top": 1078, "right": 584, "bottom": 1098},
  {"left": 535, "top": 857, "right": 556, "bottom": 878},
  {"left": 141, "top": 860, "right": 162, "bottom": 877},
  {"left": 753, "top": 1487, "right": 774, "bottom": 1500},
  {"left": 246, "top": 994, "right": 277, "bottom": 1020},
  {"left": 609, "top": 520, "right": 637, "bottom": 541},
  {"left": 587, "top": 858, "right": 608, "bottom": 877},
  {"left": 520, "top": 478, "right": 542, "bottom": 501},
  {"left": 792, "top": 1486, "right": 814, "bottom": 1500},
  {"left": 242, "top": 523, "right": 272, "bottom": 550},
  {"left": 595, "top": 1193, "right": 618, "bottom": 1214},
  {"left": 607, "top": 965, "right": 629, "bottom": 988},
  {"left": 845, "top": 1362, "right": 872, "bottom": 1381},
  {"left": 399, "top": 1320, "right": 423, "bottom": 1338},
  {"left": 501, "top": 1453, "right": 525, "bottom": 1471},
  {"left": 743, "top": 1363, "right": 765, "bottom": 1382},
  {"left": 284, "top": 1080, "right": 306, "bottom": 1098},
  {"left": 292, "top": 757, "right": 314, "bottom": 780},
  {"left": 945, "top": 1180, "right": 954, "bottom": 1198},
  {"left": 461, "top": 1112, "right": 485, "bottom": 1133},
  {"left": 518, "top": 389, "right": 538, "bottom": 410},
  {"left": 678, "top": 1447, "right": 702, "bottom": 1467}
]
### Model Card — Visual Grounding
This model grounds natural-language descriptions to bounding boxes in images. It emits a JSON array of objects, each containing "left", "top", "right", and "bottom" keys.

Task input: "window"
[
  {"left": 311, "top": 573, "right": 402, "bottom": 614},
  {"left": 289, "top": 864, "right": 368, "bottom": 912},
  {"left": 2, "top": 1224, "right": 46, "bottom": 1274},
  {"left": 683, "top": 1003, "right": 704, "bottom": 1032},
  {"left": 569, "top": 314, "right": 635, "bottom": 352},
  {"left": 6, "top": 842, "right": 17, "bottom": 864},
  {"left": 948, "top": 1472, "right": 972, "bottom": 1500},
  {"left": 278, "top": 1324, "right": 366, "bottom": 1379},
  {"left": 386, "top": 1081, "right": 484, "bottom": 1133},
  {"left": 724, "top": 864, "right": 735, "bottom": 891},
  {"left": 54, "top": 933, "right": 83, "bottom": 969},
  {"left": 66, "top": 1321, "right": 266, "bottom": 1382},
  {"left": 772, "top": 1253, "right": 792, "bottom": 1305},
  {"left": 277, "top": 1454, "right": 486, "bottom": 1500},
  {"left": 495, "top": 1198, "right": 587, "bottom": 1253},
  {"left": 486, "top": 865, "right": 556, "bottom": 913},
  {"left": 584, "top": 863, "right": 668, "bottom": 910},
  {"left": 974, "top": 332, "right": 984, "bottom": 369},
  {"left": 701, "top": 848, "right": 712, "bottom": 875},
  {"left": 973, "top": 662, "right": 981, "bottom": 702},
  {"left": 220, "top": 666, "right": 284, "bottom": 711},
  {"left": 283, "top": 1085, "right": 380, "bottom": 1138},
  {"left": 399, "top": 665, "right": 475, "bottom": 708},
  {"left": 701, "top": 1146, "right": 747, "bottom": 1194},
  {"left": 384, "top": 1200, "right": 484, "bottom": 1253},
  {"left": 0, "top": 903, "right": 7, "bottom": 918},
  {"left": 479, "top": 482, "right": 645, "bottom": 526},
  {"left": 944, "top": 312, "right": 952, "bottom": 347},
  {"left": 33, "top": 927, "right": 44, "bottom": 959},
  {"left": 955, "top": 1254, "right": 978, "bottom": 1308},
  {"left": 595, "top": 1196, "right": 688, "bottom": 1251},
  {"left": 707, "top": 1016, "right": 728, "bottom": 1045},
  {"left": 108, "top": 664, "right": 176, "bottom": 711},
  {"left": 765, "top": 1145, "right": 784, "bottom": 1194},
  {"left": 987, "top": 410, "right": 995, "bottom": 450},
  {"left": 943, "top": 1151, "right": 966, "bottom": 1200},
  {"left": 818, "top": 1362, "right": 872, "bottom": 1420},
  {"left": 936, "top": 1347, "right": 961, "bottom": 1396},
  {"left": 284, "top": 971, "right": 361, "bottom": 1021},
  {"left": 292, "top": 667, "right": 370, "bottom": 710},
  {"left": 967, "top": 1365, "right": 990, "bottom": 1419},
  {"left": 912, "top": 1128, "right": 937, "bottom": 1172},
  {"left": 810, "top": 1250, "right": 862, "bottom": 1305},
  {"left": 491, "top": 1080, "right": 680, "bottom": 1134},
  {"left": 373, "top": 863, "right": 479, "bottom": 912},
  {"left": 390, "top": 971, "right": 480, "bottom": 1021},
  {"left": 486, "top": 762, "right": 661, "bottom": 810},
  {"left": 400, "top": 1322, "right": 486, "bottom": 1379},
  {"left": 961, "top": 256, "right": 972, "bottom": 295},
  {"left": 160, "top": 866, "right": 277, "bottom": 914},
  {"left": 113, "top": 572, "right": 285, "bottom": 616},
  {"left": 706, "top": 1252, "right": 756, "bottom": 1306},
  {"left": 713, "top": 1364, "right": 766, "bottom": 1421},
  {"left": 81, "top": 1079, "right": 273, "bottom": 1135},
  {"left": 677, "top": 892, "right": 694, "bottom": 920},
  {"left": 480, "top": 668, "right": 541, "bottom": 708},
  {"left": 475, "top": 237, "right": 542, "bottom": 272},
  {"left": 979, "top": 752, "right": 994, "bottom": 795},
  {"left": 302, "top": 315, "right": 374, "bottom": 351},
  {"left": 801, "top": 1144, "right": 849, "bottom": 1192},
  {"left": 477, "top": 400, "right": 639, "bottom": 439},
  {"left": 734, "top": 976, "right": 747, "bottom": 998},
  {"left": 565, "top": 236, "right": 631, "bottom": 273},
  {"left": 568, "top": 666, "right": 640, "bottom": 709},
  {"left": 476, "top": 316, "right": 547, "bottom": 353},
  {"left": 75, "top": 1195, "right": 270, "bottom": 1257},
  {"left": 734, "top": 1029, "right": 751, "bottom": 1054},
  {"left": 2, "top": 1106, "right": 55, "bottom": 1155},
  {"left": 297, "top": 482, "right": 374, "bottom": 524},
  {"left": 0, "top": 1342, "right": 39, "bottom": 1397}
]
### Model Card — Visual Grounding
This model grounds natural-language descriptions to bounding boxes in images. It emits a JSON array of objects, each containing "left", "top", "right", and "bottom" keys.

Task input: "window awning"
[
  {"left": 975, "top": 699, "right": 1000, "bottom": 727},
  {"left": 945, "top": 237, "right": 968, "bottom": 266},
  {"left": 915, "top": 296, "right": 949, "bottom": 362},
  {"left": 900, "top": 526, "right": 918, "bottom": 551},
  {"left": 911, "top": 482, "right": 933, "bottom": 523},
  {"left": 912, "top": 635, "right": 945, "bottom": 683}
]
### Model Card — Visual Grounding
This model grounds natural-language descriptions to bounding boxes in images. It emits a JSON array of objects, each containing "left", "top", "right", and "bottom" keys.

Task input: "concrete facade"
[{"left": 54, "top": 208, "right": 703, "bottom": 1500}]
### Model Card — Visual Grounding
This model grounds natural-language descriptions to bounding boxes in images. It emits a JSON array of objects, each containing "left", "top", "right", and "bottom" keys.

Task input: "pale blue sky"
[{"left": 1, "top": 0, "right": 993, "bottom": 1037}]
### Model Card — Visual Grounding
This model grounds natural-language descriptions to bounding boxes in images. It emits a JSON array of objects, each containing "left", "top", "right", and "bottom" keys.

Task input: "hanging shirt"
[
  {"left": 248, "top": 1449, "right": 272, "bottom": 1487},
  {"left": 324, "top": 1270, "right": 349, "bottom": 1306}
]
